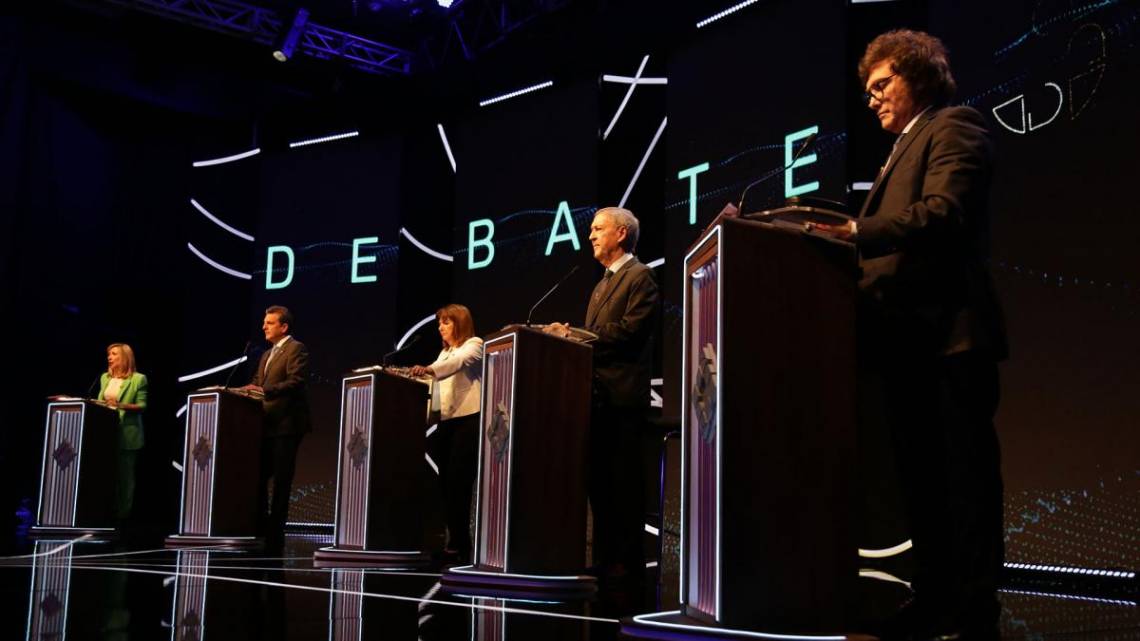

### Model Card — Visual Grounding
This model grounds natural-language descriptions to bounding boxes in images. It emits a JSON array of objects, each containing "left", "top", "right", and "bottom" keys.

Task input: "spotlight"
[{"left": 272, "top": 8, "right": 310, "bottom": 62}]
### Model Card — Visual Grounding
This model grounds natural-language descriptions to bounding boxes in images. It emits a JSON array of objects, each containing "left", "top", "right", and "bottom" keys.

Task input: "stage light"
[
  {"left": 437, "top": 0, "right": 455, "bottom": 7},
  {"left": 273, "top": 8, "right": 311, "bottom": 62}
]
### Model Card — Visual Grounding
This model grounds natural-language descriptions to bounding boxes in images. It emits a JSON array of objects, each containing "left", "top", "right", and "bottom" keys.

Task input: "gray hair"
[{"left": 595, "top": 206, "right": 640, "bottom": 252}]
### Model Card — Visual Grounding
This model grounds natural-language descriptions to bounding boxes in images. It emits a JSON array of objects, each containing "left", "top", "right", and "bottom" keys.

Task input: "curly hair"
[{"left": 859, "top": 29, "right": 956, "bottom": 108}]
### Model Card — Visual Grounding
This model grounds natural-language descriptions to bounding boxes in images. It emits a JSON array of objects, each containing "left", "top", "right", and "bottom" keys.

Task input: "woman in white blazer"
[{"left": 411, "top": 304, "right": 483, "bottom": 562}]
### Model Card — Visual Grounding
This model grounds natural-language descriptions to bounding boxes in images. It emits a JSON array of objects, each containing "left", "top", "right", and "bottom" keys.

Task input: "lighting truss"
[
  {"left": 420, "top": 0, "right": 570, "bottom": 68},
  {"left": 101, "top": 0, "right": 414, "bottom": 76}
]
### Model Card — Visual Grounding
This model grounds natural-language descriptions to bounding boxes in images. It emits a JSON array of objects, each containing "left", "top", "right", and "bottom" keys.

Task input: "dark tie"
[
  {"left": 880, "top": 133, "right": 903, "bottom": 175},
  {"left": 264, "top": 345, "right": 281, "bottom": 376},
  {"left": 593, "top": 269, "right": 614, "bottom": 302}
]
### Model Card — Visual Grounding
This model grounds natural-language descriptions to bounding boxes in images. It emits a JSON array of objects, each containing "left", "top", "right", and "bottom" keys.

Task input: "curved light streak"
[
  {"left": 176, "top": 404, "right": 188, "bottom": 418},
  {"left": 0, "top": 535, "right": 91, "bottom": 560},
  {"left": 859, "top": 568, "right": 912, "bottom": 588},
  {"left": 398, "top": 314, "right": 438, "bottom": 350},
  {"left": 187, "top": 243, "right": 252, "bottom": 280},
  {"left": 630, "top": 611, "right": 845, "bottom": 640},
  {"left": 189, "top": 199, "right": 255, "bottom": 241},
  {"left": 400, "top": 228, "right": 453, "bottom": 263},
  {"left": 177, "top": 355, "right": 249, "bottom": 383},
  {"left": 436, "top": 124, "right": 457, "bottom": 173},
  {"left": 192, "top": 147, "right": 261, "bottom": 168},
  {"left": 858, "top": 539, "right": 913, "bottom": 558},
  {"left": 646, "top": 257, "right": 665, "bottom": 269}
]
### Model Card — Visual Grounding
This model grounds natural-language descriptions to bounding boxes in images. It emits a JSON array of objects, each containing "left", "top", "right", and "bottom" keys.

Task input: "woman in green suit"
[{"left": 97, "top": 343, "right": 147, "bottom": 519}]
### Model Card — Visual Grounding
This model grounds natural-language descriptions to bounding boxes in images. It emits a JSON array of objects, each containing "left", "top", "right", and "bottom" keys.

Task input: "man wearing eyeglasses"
[{"left": 814, "top": 30, "right": 1007, "bottom": 641}]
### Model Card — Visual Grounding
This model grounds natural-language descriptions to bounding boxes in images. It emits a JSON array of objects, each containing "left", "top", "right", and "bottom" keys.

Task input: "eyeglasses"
[{"left": 862, "top": 74, "right": 896, "bottom": 104}]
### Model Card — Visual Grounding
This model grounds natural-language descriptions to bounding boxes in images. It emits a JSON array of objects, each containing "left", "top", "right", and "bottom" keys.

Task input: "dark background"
[{"left": 2, "top": 0, "right": 1136, "bottom": 571}]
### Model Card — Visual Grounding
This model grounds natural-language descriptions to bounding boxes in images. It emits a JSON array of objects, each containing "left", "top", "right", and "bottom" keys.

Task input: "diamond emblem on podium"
[
  {"left": 347, "top": 428, "right": 368, "bottom": 470},
  {"left": 488, "top": 401, "right": 510, "bottom": 463},
  {"left": 192, "top": 435, "right": 213, "bottom": 471},
  {"left": 40, "top": 593, "right": 63, "bottom": 618},
  {"left": 694, "top": 343, "right": 718, "bottom": 444},
  {"left": 52, "top": 441, "right": 77, "bottom": 470}
]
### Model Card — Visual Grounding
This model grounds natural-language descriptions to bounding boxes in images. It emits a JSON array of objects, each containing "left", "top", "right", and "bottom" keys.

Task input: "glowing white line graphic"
[
  {"left": 478, "top": 81, "right": 554, "bottom": 107},
  {"left": 74, "top": 563, "right": 618, "bottom": 622},
  {"left": 630, "top": 611, "right": 846, "bottom": 640},
  {"left": 398, "top": 314, "right": 437, "bottom": 349},
  {"left": 189, "top": 199, "right": 255, "bottom": 241},
  {"left": 646, "top": 257, "right": 665, "bottom": 269},
  {"left": 1, "top": 535, "right": 90, "bottom": 559},
  {"left": 850, "top": 182, "right": 874, "bottom": 191},
  {"left": 604, "top": 55, "right": 649, "bottom": 141},
  {"left": 619, "top": 116, "right": 667, "bottom": 207},
  {"left": 176, "top": 355, "right": 249, "bottom": 382},
  {"left": 192, "top": 148, "right": 261, "bottom": 167},
  {"left": 289, "top": 131, "right": 360, "bottom": 148},
  {"left": 186, "top": 243, "right": 252, "bottom": 280},
  {"left": 602, "top": 75, "right": 667, "bottom": 85},
  {"left": 172, "top": 461, "right": 184, "bottom": 472},
  {"left": 436, "top": 124, "right": 457, "bottom": 172},
  {"left": 696, "top": 0, "right": 761, "bottom": 28},
  {"left": 426, "top": 424, "right": 438, "bottom": 437},
  {"left": 400, "top": 228, "right": 453, "bottom": 262},
  {"left": 176, "top": 404, "right": 187, "bottom": 418},
  {"left": 651, "top": 378, "right": 664, "bottom": 386},
  {"left": 858, "top": 539, "right": 913, "bottom": 558},
  {"left": 425, "top": 453, "right": 439, "bottom": 475},
  {"left": 644, "top": 524, "right": 660, "bottom": 536}
]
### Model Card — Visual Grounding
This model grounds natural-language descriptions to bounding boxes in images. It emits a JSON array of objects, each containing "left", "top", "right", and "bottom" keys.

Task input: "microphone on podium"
[
  {"left": 737, "top": 131, "right": 818, "bottom": 215},
  {"left": 222, "top": 340, "right": 254, "bottom": 389},
  {"left": 526, "top": 264, "right": 580, "bottom": 326},
  {"left": 383, "top": 334, "right": 421, "bottom": 366}
]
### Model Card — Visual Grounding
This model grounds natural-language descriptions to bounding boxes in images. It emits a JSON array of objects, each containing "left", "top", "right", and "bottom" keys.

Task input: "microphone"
[
  {"left": 526, "top": 264, "right": 580, "bottom": 326},
  {"left": 383, "top": 334, "right": 421, "bottom": 366},
  {"left": 738, "top": 131, "right": 818, "bottom": 215},
  {"left": 222, "top": 340, "right": 253, "bottom": 389},
  {"left": 85, "top": 375, "right": 102, "bottom": 400}
]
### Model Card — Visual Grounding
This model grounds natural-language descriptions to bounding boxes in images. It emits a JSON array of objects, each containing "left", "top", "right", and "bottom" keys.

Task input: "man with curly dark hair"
[{"left": 816, "top": 29, "right": 1008, "bottom": 640}]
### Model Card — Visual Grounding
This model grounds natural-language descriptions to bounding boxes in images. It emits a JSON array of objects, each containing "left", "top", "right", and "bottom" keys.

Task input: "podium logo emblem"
[
  {"left": 40, "top": 593, "right": 63, "bottom": 618},
  {"left": 52, "top": 441, "right": 78, "bottom": 470},
  {"left": 192, "top": 435, "right": 213, "bottom": 471},
  {"left": 693, "top": 343, "right": 718, "bottom": 443},
  {"left": 488, "top": 401, "right": 510, "bottom": 463},
  {"left": 347, "top": 429, "right": 368, "bottom": 470}
]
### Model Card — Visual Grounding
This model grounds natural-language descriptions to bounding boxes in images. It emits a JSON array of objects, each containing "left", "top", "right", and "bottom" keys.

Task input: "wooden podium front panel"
[
  {"left": 37, "top": 403, "right": 86, "bottom": 527},
  {"left": 180, "top": 393, "right": 220, "bottom": 536},
  {"left": 682, "top": 227, "right": 722, "bottom": 621},
  {"left": 334, "top": 375, "right": 374, "bottom": 548},
  {"left": 475, "top": 335, "right": 516, "bottom": 570}
]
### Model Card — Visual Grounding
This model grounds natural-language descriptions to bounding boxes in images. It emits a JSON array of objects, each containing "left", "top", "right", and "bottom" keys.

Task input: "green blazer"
[{"left": 98, "top": 372, "right": 148, "bottom": 450}]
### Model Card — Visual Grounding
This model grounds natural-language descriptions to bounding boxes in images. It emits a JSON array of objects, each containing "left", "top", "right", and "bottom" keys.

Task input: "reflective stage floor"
[{"left": 1, "top": 535, "right": 1136, "bottom": 640}]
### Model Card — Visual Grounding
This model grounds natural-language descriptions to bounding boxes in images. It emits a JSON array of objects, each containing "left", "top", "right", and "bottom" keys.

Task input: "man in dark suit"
[
  {"left": 246, "top": 305, "right": 312, "bottom": 548},
  {"left": 549, "top": 206, "right": 659, "bottom": 582},
  {"left": 815, "top": 30, "right": 1007, "bottom": 638}
]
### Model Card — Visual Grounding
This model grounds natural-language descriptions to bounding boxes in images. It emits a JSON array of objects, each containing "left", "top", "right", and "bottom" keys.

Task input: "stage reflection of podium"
[
  {"left": 625, "top": 214, "right": 859, "bottom": 638},
  {"left": 327, "top": 569, "right": 419, "bottom": 640},
  {"left": 170, "top": 549, "right": 261, "bottom": 640},
  {"left": 441, "top": 325, "right": 594, "bottom": 597},
  {"left": 31, "top": 398, "right": 120, "bottom": 538},
  {"left": 166, "top": 388, "right": 263, "bottom": 549},
  {"left": 24, "top": 539, "right": 122, "bottom": 641},
  {"left": 315, "top": 367, "right": 432, "bottom": 567}
]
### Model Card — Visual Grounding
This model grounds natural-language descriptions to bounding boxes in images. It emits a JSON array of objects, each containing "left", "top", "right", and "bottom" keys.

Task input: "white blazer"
[{"left": 430, "top": 336, "right": 484, "bottom": 420}]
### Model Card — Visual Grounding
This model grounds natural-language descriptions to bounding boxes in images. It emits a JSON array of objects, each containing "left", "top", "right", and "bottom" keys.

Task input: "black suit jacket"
[
  {"left": 585, "top": 256, "right": 659, "bottom": 408},
  {"left": 856, "top": 106, "right": 1007, "bottom": 360},
  {"left": 251, "top": 338, "right": 313, "bottom": 437}
]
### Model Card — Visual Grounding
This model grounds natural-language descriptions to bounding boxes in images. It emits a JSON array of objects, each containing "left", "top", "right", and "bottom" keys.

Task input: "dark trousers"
[
  {"left": 256, "top": 433, "right": 304, "bottom": 541},
  {"left": 884, "top": 350, "right": 1003, "bottom": 616},
  {"left": 433, "top": 413, "right": 479, "bottom": 559},
  {"left": 588, "top": 405, "right": 646, "bottom": 573}
]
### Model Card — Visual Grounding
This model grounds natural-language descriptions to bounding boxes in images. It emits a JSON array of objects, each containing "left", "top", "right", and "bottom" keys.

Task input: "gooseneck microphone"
[
  {"left": 738, "top": 131, "right": 819, "bottom": 215},
  {"left": 526, "top": 264, "right": 580, "bottom": 326},
  {"left": 85, "top": 375, "right": 102, "bottom": 400},
  {"left": 223, "top": 340, "right": 253, "bottom": 389},
  {"left": 383, "top": 334, "right": 421, "bottom": 366}
]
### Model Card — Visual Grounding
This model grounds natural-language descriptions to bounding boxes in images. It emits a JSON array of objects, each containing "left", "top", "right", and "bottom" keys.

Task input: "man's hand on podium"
[
  {"left": 238, "top": 384, "right": 263, "bottom": 393},
  {"left": 805, "top": 220, "right": 857, "bottom": 240},
  {"left": 542, "top": 322, "right": 572, "bottom": 339}
]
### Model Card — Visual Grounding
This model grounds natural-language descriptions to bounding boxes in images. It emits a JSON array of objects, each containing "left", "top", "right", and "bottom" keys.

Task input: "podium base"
[
  {"left": 29, "top": 525, "right": 117, "bottom": 540},
  {"left": 164, "top": 534, "right": 262, "bottom": 550},
  {"left": 441, "top": 564, "right": 597, "bottom": 599},
  {"left": 621, "top": 611, "right": 849, "bottom": 641},
  {"left": 313, "top": 546, "right": 430, "bottom": 568}
]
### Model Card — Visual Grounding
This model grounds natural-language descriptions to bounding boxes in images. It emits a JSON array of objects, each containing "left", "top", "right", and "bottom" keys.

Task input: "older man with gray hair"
[{"left": 549, "top": 206, "right": 659, "bottom": 583}]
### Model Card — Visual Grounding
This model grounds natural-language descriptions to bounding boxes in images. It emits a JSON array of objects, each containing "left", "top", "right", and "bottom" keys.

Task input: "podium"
[
  {"left": 314, "top": 366, "right": 432, "bottom": 567},
  {"left": 442, "top": 325, "right": 594, "bottom": 597},
  {"left": 31, "top": 399, "right": 120, "bottom": 537},
  {"left": 166, "top": 388, "right": 263, "bottom": 548},
  {"left": 625, "top": 212, "right": 859, "bottom": 638}
]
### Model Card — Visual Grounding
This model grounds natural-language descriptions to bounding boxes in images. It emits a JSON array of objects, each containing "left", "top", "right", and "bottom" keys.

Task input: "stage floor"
[{"left": 1, "top": 534, "right": 1135, "bottom": 640}]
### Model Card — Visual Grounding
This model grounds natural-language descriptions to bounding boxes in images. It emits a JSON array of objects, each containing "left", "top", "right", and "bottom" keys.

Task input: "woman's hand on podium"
[
  {"left": 542, "top": 322, "right": 572, "bottom": 339},
  {"left": 409, "top": 365, "right": 435, "bottom": 377}
]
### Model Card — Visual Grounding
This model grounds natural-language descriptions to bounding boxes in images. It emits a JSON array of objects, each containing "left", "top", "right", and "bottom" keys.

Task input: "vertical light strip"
[{"left": 437, "top": 124, "right": 457, "bottom": 173}]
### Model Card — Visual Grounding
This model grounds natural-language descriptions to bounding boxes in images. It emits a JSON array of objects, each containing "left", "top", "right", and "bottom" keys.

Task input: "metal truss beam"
[
  {"left": 422, "top": 0, "right": 570, "bottom": 69},
  {"left": 103, "top": 0, "right": 414, "bottom": 76}
]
